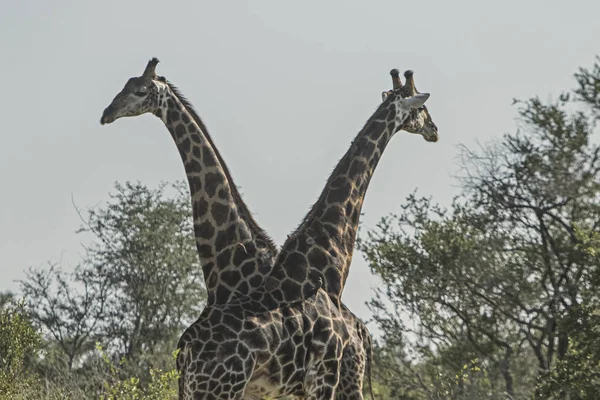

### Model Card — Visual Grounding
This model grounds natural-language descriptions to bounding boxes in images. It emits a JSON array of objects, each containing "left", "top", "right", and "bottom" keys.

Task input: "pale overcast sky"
[{"left": 1, "top": 0, "right": 599, "bottom": 326}]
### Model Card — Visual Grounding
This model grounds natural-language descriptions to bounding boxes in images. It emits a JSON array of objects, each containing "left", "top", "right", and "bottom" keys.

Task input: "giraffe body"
[
  {"left": 177, "top": 286, "right": 348, "bottom": 399},
  {"left": 335, "top": 308, "right": 373, "bottom": 400}
]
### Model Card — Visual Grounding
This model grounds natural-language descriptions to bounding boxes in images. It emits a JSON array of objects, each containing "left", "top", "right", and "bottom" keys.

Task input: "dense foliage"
[
  {"left": 359, "top": 57, "right": 600, "bottom": 399},
  {"left": 1, "top": 181, "right": 202, "bottom": 399}
]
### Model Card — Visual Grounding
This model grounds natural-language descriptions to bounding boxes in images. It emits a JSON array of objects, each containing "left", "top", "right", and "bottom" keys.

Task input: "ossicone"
[
  {"left": 390, "top": 68, "right": 402, "bottom": 89},
  {"left": 403, "top": 69, "right": 417, "bottom": 95},
  {"left": 142, "top": 57, "right": 160, "bottom": 79}
]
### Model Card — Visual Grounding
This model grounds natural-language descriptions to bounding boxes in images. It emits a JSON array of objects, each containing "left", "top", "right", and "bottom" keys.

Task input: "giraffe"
[
  {"left": 100, "top": 58, "right": 432, "bottom": 398},
  {"left": 174, "top": 78, "right": 432, "bottom": 399},
  {"left": 272, "top": 67, "right": 437, "bottom": 311},
  {"left": 273, "top": 68, "right": 438, "bottom": 400},
  {"left": 100, "top": 58, "right": 373, "bottom": 398},
  {"left": 101, "top": 58, "right": 275, "bottom": 307}
]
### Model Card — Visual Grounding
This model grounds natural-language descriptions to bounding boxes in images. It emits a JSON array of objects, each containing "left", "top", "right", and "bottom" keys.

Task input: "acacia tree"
[
  {"left": 80, "top": 181, "right": 206, "bottom": 364},
  {"left": 359, "top": 57, "right": 600, "bottom": 399},
  {"left": 21, "top": 181, "right": 206, "bottom": 388}
]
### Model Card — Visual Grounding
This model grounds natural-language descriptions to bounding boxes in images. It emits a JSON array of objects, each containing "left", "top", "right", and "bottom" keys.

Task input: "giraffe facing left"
[
  {"left": 100, "top": 58, "right": 373, "bottom": 399},
  {"left": 101, "top": 58, "right": 276, "bottom": 307}
]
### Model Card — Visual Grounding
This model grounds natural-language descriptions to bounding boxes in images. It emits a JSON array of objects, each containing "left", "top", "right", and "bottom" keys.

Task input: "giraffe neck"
[
  {"left": 269, "top": 100, "right": 402, "bottom": 307},
  {"left": 153, "top": 81, "right": 275, "bottom": 305}
]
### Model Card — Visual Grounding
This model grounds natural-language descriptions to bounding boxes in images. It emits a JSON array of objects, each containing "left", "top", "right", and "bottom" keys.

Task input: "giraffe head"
[
  {"left": 383, "top": 90, "right": 431, "bottom": 135},
  {"left": 100, "top": 58, "right": 165, "bottom": 125},
  {"left": 381, "top": 69, "right": 438, "bottom": 142}
]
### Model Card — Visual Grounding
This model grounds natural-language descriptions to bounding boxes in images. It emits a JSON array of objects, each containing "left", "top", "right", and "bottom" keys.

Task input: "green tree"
[
  {"left": 359, "top": 57, "right": 600, "bottom": 399},
  {"left": 0, "top": 292, "right": 14, "bottom": 309},
  {"left": 535, "top": 228, "right": 600, "bottom": 399},
  {"left": 0, "top": 300, "right": 41, "bottom": 398},
  {"left": 0, "top": 300, "right": 180, "bottom": 399},
  {"left": 20, "top": 181, "right": 206, "bottom": 394},
  {"left": 95, "top": 343, "right": 179, "bottom": 400}
]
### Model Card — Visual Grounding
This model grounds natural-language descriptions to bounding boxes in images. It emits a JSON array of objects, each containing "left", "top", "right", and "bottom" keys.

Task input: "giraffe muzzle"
[
  {"left": 424, "top": 132, "right": 439, "bottom": 143},
  {"left": 100, "top": 106, "right": 116, "bottom": 125}
]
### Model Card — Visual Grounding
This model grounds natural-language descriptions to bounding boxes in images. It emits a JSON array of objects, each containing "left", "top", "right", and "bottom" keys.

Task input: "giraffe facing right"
[
  {"left": 279, "top": 68, "right": 438, "bottom": 400},
  {"left": 273, "top": 68, "right": 438, "bottom": 311}
]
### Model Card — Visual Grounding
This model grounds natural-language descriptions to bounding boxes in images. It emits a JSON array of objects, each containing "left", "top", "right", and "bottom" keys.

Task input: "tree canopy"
[
  {"left": 359, "top": 57, "right": 600, "bottom": 399},
  {"left": 2, "top": 181, "right": 204, "bottom": 398}
]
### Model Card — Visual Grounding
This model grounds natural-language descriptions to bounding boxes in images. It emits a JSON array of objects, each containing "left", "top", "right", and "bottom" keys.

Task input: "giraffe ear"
[
  {"left": 401, "top": 93, "right": 430, "bottom": 109},
  {"left": 381, "top": 91, "right": 390, "bottom": 102}
]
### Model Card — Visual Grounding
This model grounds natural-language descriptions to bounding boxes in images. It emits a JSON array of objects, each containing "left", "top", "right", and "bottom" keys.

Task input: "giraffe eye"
[{"left": 134, "top": 87, "right": 148, "bottom": 97}]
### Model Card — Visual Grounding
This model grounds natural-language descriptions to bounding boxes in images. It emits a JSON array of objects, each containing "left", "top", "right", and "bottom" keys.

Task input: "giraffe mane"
[{"left": 164, "top": 79, "right": 277, "bottom": 253}]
